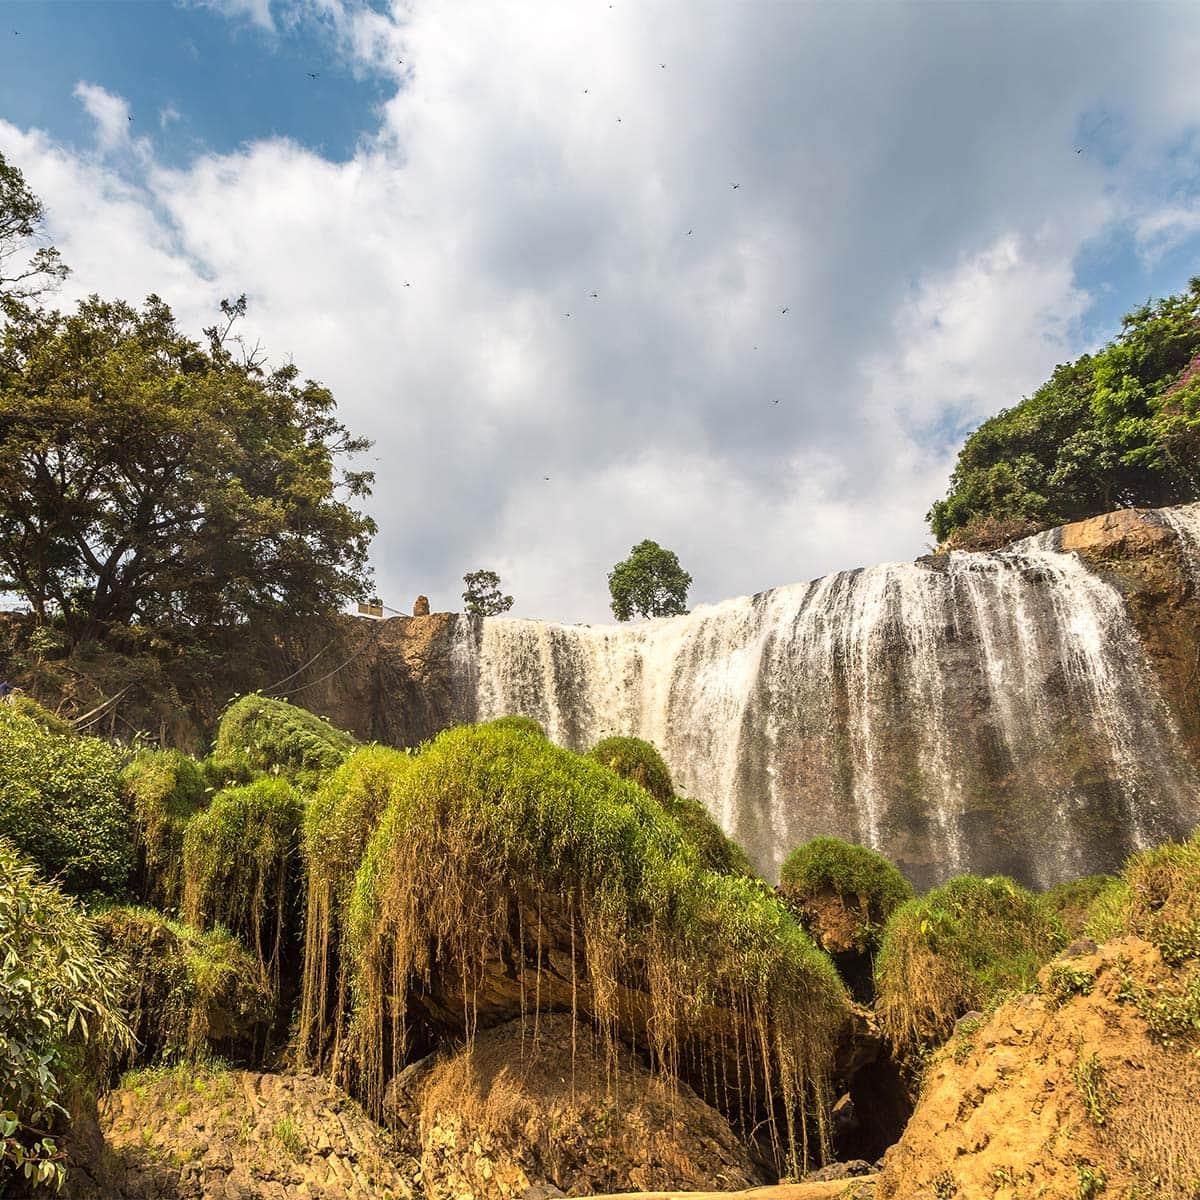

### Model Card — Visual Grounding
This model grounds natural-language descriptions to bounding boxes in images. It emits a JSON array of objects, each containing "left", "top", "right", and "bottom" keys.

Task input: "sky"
[{"left": 2, "top": 0, "right": 1200, "bottom": 623}]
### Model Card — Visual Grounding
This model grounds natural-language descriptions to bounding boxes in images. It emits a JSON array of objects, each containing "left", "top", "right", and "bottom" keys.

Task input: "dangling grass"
[
  {"left": 182, "top": 777, "right": 302, "bottom": 992},
  {"left": 214, "top": 694, "right": 357, "bottom": 778},
  {"left": 121, "top": 749, "right": 208, "bottom": 908},
  {"left": 344, "top": 724, "right": 848, "bottom": 1176},
  {"left": 875, "top": 875, "right": 1065, "bottom": 1055},
  {"left": 297, "top": 745, "right": 412, "bottom": 1068}
]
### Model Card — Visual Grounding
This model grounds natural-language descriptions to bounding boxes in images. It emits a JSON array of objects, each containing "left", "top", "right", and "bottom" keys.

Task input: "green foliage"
[
  {"left": 0, "top": 695, "right": 73, "bottom": 736},
  {"left": 182, "top": 777, "right": 302, "bottom": 989},
  {"left": 588, "top": 735, "right": 675, "bottom": 802},
  {"left": 0, "top": 702, "right": 133, "bottom": 895},
  {"left": 214, "top": 694, "right": 357, "bottom": 777},
  {"left": 482, "top": 715, "right": 546, "bottom": 738},
  {"left": 1042, "top": 963, "right": 1096, "bottom": 1010},
  {"left": 1082, "top": 878, "right": 1132, "bottom": 944},
  {"left": 121, "top": 749, "right": 207, "bottom": 907},
  {"left": 608, "top": 539, "right": 692, "bottom": 621},
  {"left": 0, "top": 842, "right": 130, "bottom": 1192},
  {"left": 780, "top": 837, "right": 912, "bottom": 950},
  {"left": 1042, "top": 874, "right": 1115, "bottom": 940},
  {"left": 0, "top": 150, "right": 68, "bottom": 310},
  {"left": 929, "top": 278, "right": 1200, "bottom": 544},
  {"left": 95, "top": 906, "right": 274, "bottom": 1067},
  {"left": 1120, "top": 832, "right": 1200, "bottom": 964},
  {"left": 875, "top": 874, "right": 1065, "bottom": 1054},
  {"left": 0, "top": 292, "right": 375, "bottom": 646},
  {"left": 461, "top": 569, "right": 514, "bottom": 616},
  {"left": 346, "top": 724, "right": 848, "bottom": 1175}
]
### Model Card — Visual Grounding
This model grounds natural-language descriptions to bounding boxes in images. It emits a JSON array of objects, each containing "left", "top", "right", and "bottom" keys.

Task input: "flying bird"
[
  {"left": 590, "top": 291, "right": 598, "bottom": 298},
  {"left": 308, "top": 72, "right": 319, "bottom": 79},
  {"left": 1076, "top": 147, "right": 1083, "bottom": 154},
  {"left": 583, "top": 88, "right": 589, "bottom": 93},
  {"left": 660, "top": 63, "right": 666, "bottom": 68},
  {"left": 780, "top": 306, "right": 789, "bottom": 314},
  {"left": 544, "top": 475, "right": 551, "bottom": 481},
  {"left": 687, "top": 229, "right": 693, "bottom": 235},
  {"left": 127, "top": 115, "right": 134, "bottom": 122},
  {"left": 403, "top": 281, "right": 411, "bottom": 287},
  {"left": 731, "top": 182, "right": 740, "bottom": 189},
  {"left": 773, "top": 399, "right": 780, "bottom": 405}
]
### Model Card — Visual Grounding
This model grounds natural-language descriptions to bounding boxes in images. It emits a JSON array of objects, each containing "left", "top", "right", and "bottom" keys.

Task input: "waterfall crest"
[{"left": 469, "top": 506, "right": 1200, "bottom": 887}]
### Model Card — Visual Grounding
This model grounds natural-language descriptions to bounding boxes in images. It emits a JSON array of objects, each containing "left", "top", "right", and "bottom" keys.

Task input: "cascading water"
[{"left": 468, "top": 506, "right": 1200, "bottom": 888}]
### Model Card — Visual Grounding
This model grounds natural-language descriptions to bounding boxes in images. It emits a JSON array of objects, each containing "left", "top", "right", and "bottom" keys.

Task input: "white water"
[{"left": 466, "top": 505, "right": 1200, "bottom": 886}]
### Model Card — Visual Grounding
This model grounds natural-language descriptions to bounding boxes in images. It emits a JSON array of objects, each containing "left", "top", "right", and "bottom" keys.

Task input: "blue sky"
[{"left": 2, "top": 1, "right": 1200, "bottom": 621}]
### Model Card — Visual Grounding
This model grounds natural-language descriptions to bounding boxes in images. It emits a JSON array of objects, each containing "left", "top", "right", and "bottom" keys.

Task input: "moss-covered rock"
[
  {"left": 875, "top": 875, "right": 1065, "bottom": 1057},
  {"left": 346, "top": 724, "right": 848, "bottom": 1175},
  {"left": 121, "top": 750, "right": 208, "bottom": 908},
  {"left": 0, "top": 702, "right": 133, "bottom": 896},
  {"left": 214, "top": 694, "right": 357, "bottom": 777},
  {"left": 182, "top": 777, "right": 302, "bottom": 990},
  {"left": 95, "top": 906, "right": 274, "bottom": 1067}
]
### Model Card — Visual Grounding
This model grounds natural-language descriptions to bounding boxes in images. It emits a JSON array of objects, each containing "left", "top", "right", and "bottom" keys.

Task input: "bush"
[
  {"left": 121, "top": 749, "right": 208, "bottom": 908},
  {"left": 0, "top": 703, "right": 133, "bottom": 896},
  {"left": 95, "top": 906, "right": 274, "bottom": 1068},
  {"left": 0, "top": 694, "right": 74, "bottom": 736},
  {"left": 587, "top": 735, "right": 674, "bottom": 802},
  {"left": 780, "top": 837, "right": 912, "bottom": 953},
  {"left": 1042, "top": 874, "right": 1115, "bottom": 940},
  {"left": 0, "top": 842, "right": 131, "bottom": 1192},
  {"left": 214, "top": 694, "right": 357, "bottom": 777},
  {"left": 182, "top": 777, "right": 302, "bottom": 990},
  {"left": 298, "top": 745, "right": 412, "bottom": 1066},
  {"left": 875, "top": 875, "right": 1065, "bottom": 1054},
  {"left": 346, "top": 724, "right": 847, "bottom": 1175},
  {"left": 482, "top": 715, "right": 546, "bottom": 738}
]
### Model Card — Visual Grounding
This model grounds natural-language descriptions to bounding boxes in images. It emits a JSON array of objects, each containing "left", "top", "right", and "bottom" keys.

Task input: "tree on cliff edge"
[
  {"left": 608, "top": 540, "right": 692, "bottom": 621},
  {"left": 0, "top": 293, "right": 376, "bottom": 646},
  {"left": 462, "top": 569, "right": 514, "bottom": 616}
]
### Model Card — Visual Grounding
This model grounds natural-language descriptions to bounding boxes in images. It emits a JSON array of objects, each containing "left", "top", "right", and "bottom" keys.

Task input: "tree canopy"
[
  {"left": 461, "top": 568, "right": 513, "bottom": 616},
  {"left": 0, "top": 293, "right": 376, "bottom": 645},
  {"left": 929, "top": 277, "right": 1200, "bottom": 548},
  {"left": 0, "top": 151, "right": 68, "bottom": 311},
  {"left": 608, "top": 539, "right": 692, "bottom": 621}
]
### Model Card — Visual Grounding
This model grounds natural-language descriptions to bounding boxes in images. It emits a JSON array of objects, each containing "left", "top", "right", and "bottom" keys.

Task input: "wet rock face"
[{"left": 273, "top": 504, "right": 1200, "bottom": 891}]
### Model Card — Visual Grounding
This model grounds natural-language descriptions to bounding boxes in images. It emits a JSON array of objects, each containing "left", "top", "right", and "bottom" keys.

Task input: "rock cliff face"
[{"left": 275, "top": 503, "right": 1200, "bottom": 890}]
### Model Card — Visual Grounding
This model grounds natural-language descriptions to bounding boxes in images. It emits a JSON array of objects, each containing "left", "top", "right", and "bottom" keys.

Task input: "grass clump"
[
  {"left": 1082, "top": 878, "right": 1133, "bottom": 944},
  {"left": 298, "top": 745, "right": 412, "bottom": 1067},
  {"left": 1042, "top": 875, "right": 1115, "bottom": 940},
  {"left": 182, "top": 777, "right": 302, "bottom": 990},
  {"left": 345, "top": 724, "right": 848, "bottom": 1176},
  {"left": 122, "top": 749, "right": 208, "bottom": 908},
  {"left": 0, "top": 841, "right": 131, "bottom": 1192},
  {"left": 875, "top": 875, "right": 1065, "bottom": 1055},
  {"left": 1121, "top": 833, "right": 1200, "bottom": 964},
  {"left": 780, "top": 837, "right": 912, "bottom": 953},
  {"left": 95, "top": 906, "right": 274, "bottom": 1067},
  {"left": 0, "top": 702, "right": 133, "bottom": 896},
  {"left": 214, "top": 694, "right": 357, "bottom": 777}
]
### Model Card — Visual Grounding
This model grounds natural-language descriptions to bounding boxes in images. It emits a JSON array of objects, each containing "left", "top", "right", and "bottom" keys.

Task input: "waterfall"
[{"left": 468, "top": 509, "right": 1200, "bottom": 888}]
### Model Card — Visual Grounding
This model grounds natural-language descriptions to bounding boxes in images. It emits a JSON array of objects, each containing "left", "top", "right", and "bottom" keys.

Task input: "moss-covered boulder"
[
  {"left": 346, "top": 724, "right": 848, "bottom": 1175},
  {"left": 95, "top": 907, "right": 274, "bottom": 1067},
  {"left": 121, "top": 749, "right": 208, "bottom": 908},
  {"left": 182, "top": 777, "right": 302, "bottom": 990},
  {"left": 214, "top": 694, "right": 357, "bottom": 777},
  {"left": 875, "top": 875, "right": 1065, "bottom": 1057},
  {"left": 0, "top": 701, "right": 133, "bottom": 896}
]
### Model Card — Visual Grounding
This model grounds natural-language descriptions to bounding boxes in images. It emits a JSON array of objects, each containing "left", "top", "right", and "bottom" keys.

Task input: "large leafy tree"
[
  {"left": 0, "top": 151, "right": 68, "bottom": 309},
  {"left": 461, "top": 569, "right": 513, "bottom": 616},
  {"left": 0, "top": 293, "right": 376, "bottom": 645},
  {"left": 608, "top": 539, "right": 692, "bottom": 621},
  {"left": 929, "top": 278, "right": 1200, "bottom": 547}
]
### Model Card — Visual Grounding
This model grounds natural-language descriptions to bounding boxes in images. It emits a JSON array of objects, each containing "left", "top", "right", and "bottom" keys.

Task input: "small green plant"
[
  {"left": 1076, "top": 1161, "right": 1107, "bottom": 1198},
  {"left": 1043, "top": 963, "right": 1096, "bottom": 1010},
  {"left": 1071, "top": 1049, "right": 1111, "bottom": 1126},
  {"left": 950, "top": 1014, "right": 983, "bottom": 1064},
  {"left": 273, "top": 1116, "right": 305, "bottom": 1161},
  {"left": 932, "top": 1170, "right": 958, "bottom": 1199}
]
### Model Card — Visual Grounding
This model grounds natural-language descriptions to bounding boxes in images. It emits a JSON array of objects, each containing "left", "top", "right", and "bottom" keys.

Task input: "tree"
[
  {"left": 608, "top": 540, "right": 691, "bottom": 621},
  {"left": 928, "top": 277, "right": 1200, "bottom": 547},
  {"left": 0, "top": 293, "right": 376, "bottom": 646},
  {"left": 0, "top": 151, "right": 68, "bottom": 310},
  {"left": 462, "top": 569, "right": 513, "bottom": 616}
]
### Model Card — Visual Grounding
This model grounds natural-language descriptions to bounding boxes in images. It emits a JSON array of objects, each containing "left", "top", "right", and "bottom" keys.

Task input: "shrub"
[
  {"left": 298, "top": 745, "right": 412, "bottom": 1066},
  {"left": 182, "top": 777, "right": 302, "bottom": 990},
  {"left": 345, "top": 724, "right": 848, "bottom": 1176},
  {"left": 0, "top": 703, "right": 133, "bottom": 896},
  {"left": 587, "top": 735, "right": 674, "bottom": 803},
  {"left": 121, "top": 749, "right": 208, "bottom": 908},
  {"left": 95, "top": 906, "right": 274, "bottom": 1068},
  {"left": 780, "top": 837, "right": 912, "bottom": 952},
  {"left": 875, "top": 875, "right": 1065, "bottom": 1054},
  {"left": 0, "top": 694, "right": 74, "bottom": 736},
  {"left": 482, "top": 715, "right": 546, "bottom": 738},
  {"left": 1042, "top": 874, "right": 1115, "bottom": 940},
  {"left": 0, "top": 842, "right": 131, "bottom": 1192},
  {"left": 214, "top": 694, "right": 357, "bottom": 777}
]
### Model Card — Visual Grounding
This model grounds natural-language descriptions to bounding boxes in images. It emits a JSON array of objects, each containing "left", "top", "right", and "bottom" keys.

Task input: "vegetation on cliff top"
[{"left": 929, "top": 277, "right": 1200, "bottom": 547}]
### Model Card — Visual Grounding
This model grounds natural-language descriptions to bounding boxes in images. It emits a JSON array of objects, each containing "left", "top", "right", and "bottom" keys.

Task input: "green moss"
[
  {"left": 346, "top": 724, "right": 848, "bottom": 1176},
  {"left": 182, "top": 777, "right": 302, "bottom": 988},
  {"left": 95, "top": 906, "right": 274, "bottom": 1067},
  {"left": 482, "top": 715, "right": 546, "bottom": 738},
  {"left": 587, "top": 735, "right": 675, "bottom": 803},
  {"left": 780, "top": 837, "right": 912, "bottom": 951},
  {"left": 0, "top": 704, "right": 133, "bottom": 896},
  {"left": 1042, "top": 875, "right": 1115, "bottom": 940},
  {"left": 875, "top": 874, "right": 1065, "bottom": 1055},
  {"left": 122, "top": 750, "right": 208, "bottom": 908},
  {"left": 214, "top": 694, "right": 357, "bottom": 777}
]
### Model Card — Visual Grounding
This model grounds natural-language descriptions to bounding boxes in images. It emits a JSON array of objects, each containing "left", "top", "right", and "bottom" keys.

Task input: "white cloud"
[
  {"left": 187, "top": 0, "right": 274, "bottom": 33},
  {"left": 73, "top": 81, "right": 132, "bottom": 153}
]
